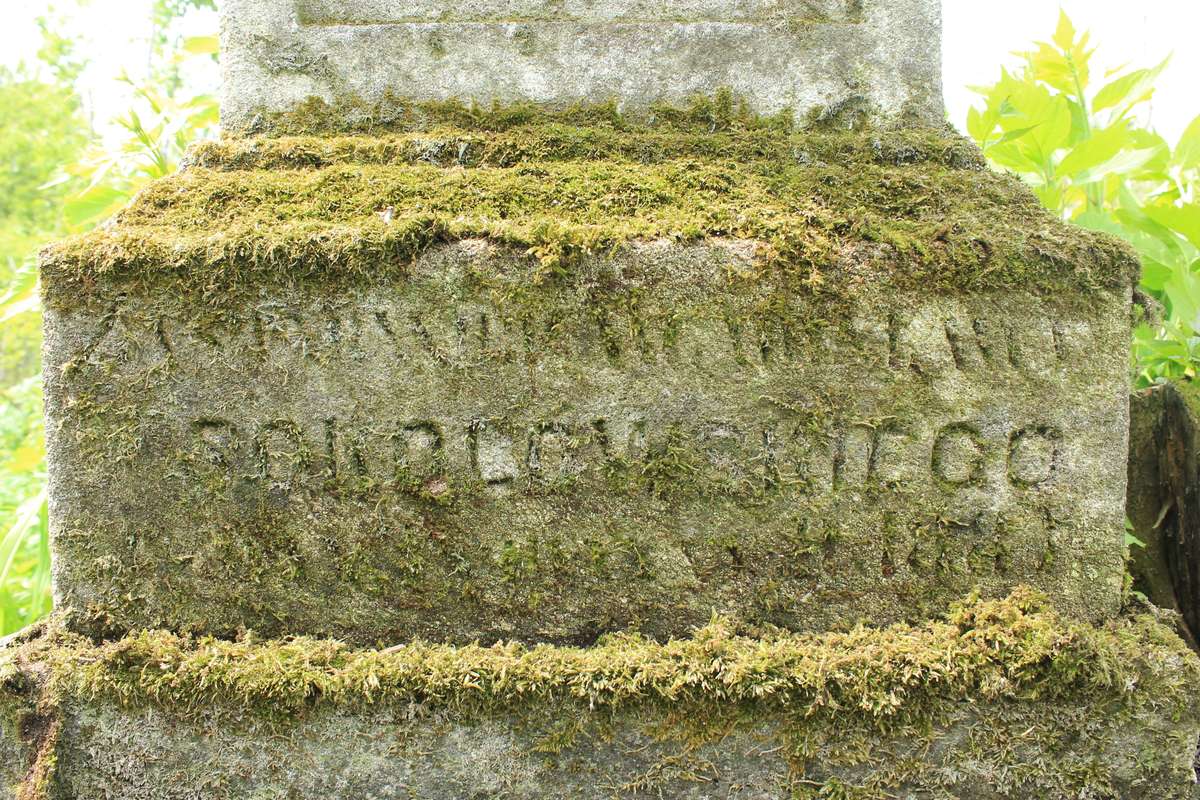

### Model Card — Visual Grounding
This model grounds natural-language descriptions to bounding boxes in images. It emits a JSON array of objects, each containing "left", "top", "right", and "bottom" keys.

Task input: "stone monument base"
[
  {"left": 40, "top": 119, "right": 1137, "bottom": 645},
  {"left": 4, "top": 591, "right": 1199, "bottom": 799}
]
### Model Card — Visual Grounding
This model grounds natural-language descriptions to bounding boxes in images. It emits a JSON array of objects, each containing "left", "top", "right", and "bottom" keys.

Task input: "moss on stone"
[
  {"left": 1, "top": 590, "right": 1193, "bottom": 722},
  {"left": 2, "top": 591, "right": 1199, "bottom": 798},
  {"left": 187, "top": 123, "right": 986, "bottom": 174},
  {"left": 238, "top": 91, "right": 800, "bottom": 138},
  {"left": 40, "top": 98, "right": 1138, "bottom": 310}
]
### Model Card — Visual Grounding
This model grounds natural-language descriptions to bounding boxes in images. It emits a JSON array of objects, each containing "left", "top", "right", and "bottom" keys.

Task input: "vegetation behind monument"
[
  {"left": 967, "top": 13, "right": 1200, "bottom": 389},
  {"left": 0, "top": 6, "right": 1197, "bottom": 636},
  {"left": 0, "top": 0, "right": 216, "bottom": 634}
]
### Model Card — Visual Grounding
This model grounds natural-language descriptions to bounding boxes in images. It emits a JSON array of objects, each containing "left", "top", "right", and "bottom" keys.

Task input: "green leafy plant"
[
  {"left": 55, "top": 36, "right": 219, "bottom": 231},
  {"left": 0, "top": 55, "right": 88, "bottom": 635},
  {"left": 967, "top": 12, "right": 1200, "bottom": 387},
  {"left": 0, "top": 375, "right": 50, "bottom": 635},
  {"left": 0, "top": 8, "right": 218, "bottom": 636}
]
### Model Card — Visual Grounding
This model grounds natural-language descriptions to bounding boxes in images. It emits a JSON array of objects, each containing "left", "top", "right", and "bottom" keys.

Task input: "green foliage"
[
  {"left": 0, "top": 68, "right": 87, "bottom": 254},
  {"left": 56, "top": 70, "right": 218, "bottom": 231},
  {"left": 34, "top": 10, "right": 88, "bottom": 86},
  {"left": 967, "top": 11, "right": 1200, "bottom": 387},
  {"left": 0, "top": 61, "right": 88, "bottom": 636},
  {"left": 0, "top": 377, "right": 49, "bottom": 636},
  {"left": 0, "top": 67, "right": 85, "bottom": 378},
  {"left": 0, "top": 5, "right": 218, "bottom": 637}
]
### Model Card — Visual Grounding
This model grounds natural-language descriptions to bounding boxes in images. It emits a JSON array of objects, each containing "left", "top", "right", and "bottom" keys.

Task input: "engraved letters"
[{"left": 193, "top": 413, "right": 1064, "bottom": 496}]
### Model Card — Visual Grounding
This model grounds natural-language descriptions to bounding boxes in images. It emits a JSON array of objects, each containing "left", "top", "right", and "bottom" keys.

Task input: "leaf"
[
  {"left": 64, "top": 184, "right": 130, "bottom": 229},
  {"left": 1176, "top": 115, "right": 1200, "bottom": 170},
  {"left": 0, "top": 491, "right": 46, "bottom": 591},
  {"left": 1071, "top": 147, "right": 1160, "bottom": 186},
  {"left": 1053, "top": 10, "right": 1077, "bottom": 52},
  {"left": 966, "top": 106, "right": 992, "bottom": 145},
  {"left": 1025, "top": 12, "right": 1093, "bottom": 96},
  {"left": 1093, "top": 57, "right": 1170, "bottom": 116},
  {"left": 1057, "top": 124, "right": 1132, "bottom": 177},
  {"left": 1115, "top": 188, "right": 1197, "bottom": 259},
  {"left": 992, "top": 125, "right": 1042, "bottom": 148},
  {"left": 1074, "top": 207, "right": 1184, "bottom": 292},
  {"left": 1025, "top": 42, "right": 1076, "bottom": 96},
  {"left": 1127, "top": 129, "right": 1173, "bottom": 179},
  {"left": 1139, "top": 257, "right": 1175, "bottom": 293},
  {"left": 1163, "top": 266, "right": 1200, "bottom": 329},
  {"left": 1145, "top": 204, "right": 1200, "bottom": 250},
  {"left": 182, "top": 35, "right": 219, "bottom": 56},
  {"left": 984, "top": 77, "right": 1073, "bottom": 172}
]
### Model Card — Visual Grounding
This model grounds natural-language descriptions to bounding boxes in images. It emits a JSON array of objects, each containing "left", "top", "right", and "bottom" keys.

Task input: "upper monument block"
[{"left": 220, "top": 0, "right": 944, "bottom": 131}]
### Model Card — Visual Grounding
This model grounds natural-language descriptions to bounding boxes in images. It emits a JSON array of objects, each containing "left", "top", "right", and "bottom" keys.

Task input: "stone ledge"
[
  {"left": 3, "top": 592, "right": 1199, "bottom": 799},
  {"left": 39, "top": 121, "right": 1137, "bottom": 308}
]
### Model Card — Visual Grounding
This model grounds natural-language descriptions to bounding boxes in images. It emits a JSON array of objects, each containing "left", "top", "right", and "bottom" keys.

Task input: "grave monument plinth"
[
  {"left": 4, "top": 1, "right": 1200, "bottom": 797},
  {"left": 38, "top": 131, "right": 1134, "bottom": 644},
  {"left": 220, "top": 0, "right": 944, "bottom": 132}
]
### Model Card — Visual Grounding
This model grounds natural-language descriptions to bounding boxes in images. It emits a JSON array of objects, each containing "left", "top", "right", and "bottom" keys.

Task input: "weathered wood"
[{"left": 1128, "top": 382, "right": 1200, "bottom": 646}]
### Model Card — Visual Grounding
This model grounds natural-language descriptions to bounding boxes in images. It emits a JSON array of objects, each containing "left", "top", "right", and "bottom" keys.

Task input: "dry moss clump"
[
  {"left": 40, "top": 97, "right": 1138, "bottom": 309},
  {"left": 1, "top": 590, "right": 1193, "bottom": 721},
  {"left": 4, "top": 590, "right": 1199, "bottom": 799}
]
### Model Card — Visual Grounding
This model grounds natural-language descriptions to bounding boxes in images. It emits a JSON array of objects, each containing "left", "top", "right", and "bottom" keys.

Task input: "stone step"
[
  {"left": 39, "top": 124, "right": 1137, "bottom": 644},
  {"left": 3, "top": 592, "right": 1198, "bottom": 799}
]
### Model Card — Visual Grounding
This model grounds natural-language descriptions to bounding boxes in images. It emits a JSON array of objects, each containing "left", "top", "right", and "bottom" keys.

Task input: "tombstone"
[
  {"left": 34, "top": 1, "right": 1133, "bottom": 647},
  {"left": 37, "top": 189, "right": 1136, "bottom": 644},
  {"left": 5, "top": 0, "right": 1200, "bottom": 797}
]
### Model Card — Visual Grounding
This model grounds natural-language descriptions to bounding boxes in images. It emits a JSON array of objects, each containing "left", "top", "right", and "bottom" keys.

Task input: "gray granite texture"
[{"left": 219, "top": 0, "right": 945, "bottom": 131}]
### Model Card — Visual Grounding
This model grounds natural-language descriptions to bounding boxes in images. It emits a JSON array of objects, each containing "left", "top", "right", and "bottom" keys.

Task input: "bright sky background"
[{"left": 2, "top": 1, "right": 1198, "bottom": 142}]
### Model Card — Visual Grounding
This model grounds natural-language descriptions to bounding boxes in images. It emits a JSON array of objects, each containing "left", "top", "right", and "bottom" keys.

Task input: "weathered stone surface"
[
  {"left": 4, "top": 596, "right": 1200, "bottom": 799},
  {"left": 38, "top": 125, "right": 1137, "bottom": 643},
  {"left": 21, "top": 701, "right": 1195, "bottom": 800},
  {"left": 42, "top": 246, "right": 1130, "bottom": 643},
  {"left": 220, "top": 0, "right": 944, "bottom": 131}
]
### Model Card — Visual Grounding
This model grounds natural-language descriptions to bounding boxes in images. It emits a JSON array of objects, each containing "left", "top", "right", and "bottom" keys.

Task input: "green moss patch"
[
  {"left": 188, "top": 123, "right": 987, "bottom": 173},
  {"left": 40, "top": 98, "right": 1137, "bottom": 309},
  {"left": 4, "top": 590, "right": 1194, "bottom": 722},
  {"left": 238, "top": 91, "right": 806, "bottom": 138},
  {"left": 5, "top": 591, "right": 1199, "bottom": 799}
]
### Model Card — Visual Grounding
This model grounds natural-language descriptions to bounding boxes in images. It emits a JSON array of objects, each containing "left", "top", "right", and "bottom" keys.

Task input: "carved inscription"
[
  {"left": 109, "top": 304, "right": 1088, "bottom": 379},
  {"left": 190, "top": 413, "right": 1065, "bottom": 497},
  {"left": 70, "top": 299, "right": 1092, "bottom": 386}
]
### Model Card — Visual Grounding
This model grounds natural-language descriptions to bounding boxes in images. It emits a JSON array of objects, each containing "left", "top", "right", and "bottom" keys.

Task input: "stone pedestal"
[
  {"left": 220, "top": 0, "right": 944, "bottom": 131},
  {"left": 3, "top": 594, "right": 1199, "bottom": 800},
  {"left": 7, "top": 0, "right": 1198, "bottom": 796},
  {"left": 38, "top": 124, "right": 1135, "bottom": 644}
]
